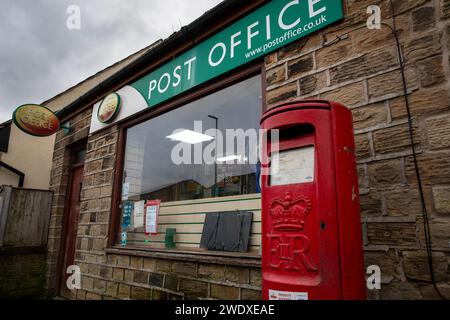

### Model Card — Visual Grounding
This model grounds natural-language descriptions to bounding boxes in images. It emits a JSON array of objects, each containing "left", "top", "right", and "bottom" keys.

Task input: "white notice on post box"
[
  {"left": 269, "top": 289, "right": 309, "bottom": 300},
  {"left": 270, "top": 146, "right": 315, "bottom": 186}
]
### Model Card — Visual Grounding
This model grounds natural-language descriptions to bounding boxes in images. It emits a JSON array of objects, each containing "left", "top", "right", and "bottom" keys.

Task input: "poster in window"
[
  {"left": 133, "top": 200, "right": 145, "bottom": 229},
  {"left": 122, "top": 182, "right": 130, "bottom": 200},
  {"left": 122, "top": 201, "right": 133, "bottom": 229},
  {"left": 144, "top": 200, "right": 161, "bottom": 235}
]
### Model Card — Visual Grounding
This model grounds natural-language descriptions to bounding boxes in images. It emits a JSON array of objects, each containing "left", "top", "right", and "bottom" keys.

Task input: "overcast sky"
[{"left": 0, "top": 0, "right": 223, "bottom": 123}]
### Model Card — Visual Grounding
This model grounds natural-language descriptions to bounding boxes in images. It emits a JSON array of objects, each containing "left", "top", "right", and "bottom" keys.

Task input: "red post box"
[{"left": 260, "top": 99, "right": 366, "bottom": 300}]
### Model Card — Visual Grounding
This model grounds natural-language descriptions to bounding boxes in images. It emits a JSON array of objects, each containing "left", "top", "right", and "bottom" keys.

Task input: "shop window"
[{"left": 119, "top": 75, "right": 262, "bottom": 254}]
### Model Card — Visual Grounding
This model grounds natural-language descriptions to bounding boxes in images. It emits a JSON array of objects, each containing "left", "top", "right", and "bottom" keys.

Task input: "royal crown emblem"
[{"left": 269, "top": 192, "right": 312, "bottom": 231}]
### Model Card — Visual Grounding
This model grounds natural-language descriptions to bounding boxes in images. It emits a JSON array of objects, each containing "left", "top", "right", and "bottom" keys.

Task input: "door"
[{"left": 59, "top": 154, "right": 85, "bottom": 298}]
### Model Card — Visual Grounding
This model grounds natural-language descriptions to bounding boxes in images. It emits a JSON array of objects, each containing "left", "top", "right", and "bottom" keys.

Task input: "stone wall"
[
  {"left": 0, "top": 250, "right": 46, "bottom": 299},
  {"left": 45, "top": 0, "right": 450, "bottom": 300},
  {"left": 265, "top": 0, "right": 450, "bottom": 299},
  {"left": 75, "top": 252, "right": 261, "bottom": 300},
  {"left": 45, "top": 108, "right": 92, "bottom": 297}
]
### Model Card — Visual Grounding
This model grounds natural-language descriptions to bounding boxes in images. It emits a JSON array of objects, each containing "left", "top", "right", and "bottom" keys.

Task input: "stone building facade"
[{"left": 46, "top": 0, "right": 450, "bottom": 300}]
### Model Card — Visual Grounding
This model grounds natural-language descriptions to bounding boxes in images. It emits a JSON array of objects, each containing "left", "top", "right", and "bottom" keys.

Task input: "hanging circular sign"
[
  {"left": 12, "top": 104, "right": 60, "bottom": 137},
  {"left": 98, "top": 93, "right": 121, "bottom": 123}
]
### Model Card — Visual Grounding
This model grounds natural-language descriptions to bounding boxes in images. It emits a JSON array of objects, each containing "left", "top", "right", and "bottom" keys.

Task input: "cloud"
[{"left": 0, "top": 0, "right": 222, "bottom": 122}]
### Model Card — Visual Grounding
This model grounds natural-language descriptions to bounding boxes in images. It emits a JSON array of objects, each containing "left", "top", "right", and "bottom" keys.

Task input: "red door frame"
[{"left": 57, "top": 145, "right": 86, "bottom": 298}]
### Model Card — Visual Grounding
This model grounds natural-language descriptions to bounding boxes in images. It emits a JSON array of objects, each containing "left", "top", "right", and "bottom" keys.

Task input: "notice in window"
[
  {"left": 133, "top": 200, "right": 145, "bottom": 229},
  {"left": 270, "top": 146, "right": 315, "bottom": 186},
  {"left": 144, "top": 200, "right": 160, "bottom": 235}
]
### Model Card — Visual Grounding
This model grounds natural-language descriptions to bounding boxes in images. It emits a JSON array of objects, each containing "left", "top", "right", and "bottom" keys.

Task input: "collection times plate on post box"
[{"left": 270, "top": 146, "right": 315, "bottom": 186}]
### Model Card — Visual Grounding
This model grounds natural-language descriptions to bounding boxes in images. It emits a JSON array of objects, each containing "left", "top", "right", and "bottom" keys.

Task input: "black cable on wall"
[{"left": 387, "top": 0, "right": 445, "bottom": 300}]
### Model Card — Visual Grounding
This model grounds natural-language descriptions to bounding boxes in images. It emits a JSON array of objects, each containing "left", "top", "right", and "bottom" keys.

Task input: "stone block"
[
  {"left": 143, "top": 258, "right": 157, "bottom": 271},
  {"left": 149, "top": 273, "right": 164, "bottom": 287},
  {"left": 412, "top": 6, "right": 436, "bottom": 32},
  {"left": 267, "top": 81, "right": 298, "bottom": 106},
  {"left": 266, "top": 64, "right": 286, "bottom": 86},
  {"left": 419, "top": 283, "right": 450, "bottom": 300},
  {"left": 164, "top": 275, "right": 179, "bottom": 292},
  {"left": 152, "top": 290, "right": 170, "bottom": 300},
  {"left": 117, "top": 284, "right": 131, "bottom": 299},
  {"left": 403, "top": 33, "right": 442, "bottom": 62},
  {"left": 124, "top": 269, "right": 134, "bottom": 282},
  {"left": 241, "top": 289, "right": 262, "bottom": 300},
  {"left": 329, "top": 48, "right": 398, "bottom": 86},
  {"left": 299, "top": 71, "right": 327, "bottom": 96},
  {"left": 249, "top": 269, "right": 262, "bottom": 286},
  {"left": 368, "top": 68, "right": 416, "bottom": 100},
  {"left": 360, "top": 192, "right": 382, "bottom": 216},
  {"left": 112, "top": 268, "right": 124, "bottom": 281},
  {"left": 417, "top": 55, "right": 445, "bottom": 88},
  {"left": 93, "top": 279, "right": 106, "bottom": 293},
  {"left": 390, "top": 88, "right": 449, "bottom": 120},
  {"left": 131, "top": 286, "right": 151, "bottom": 300},
  {"left": 105, "top": 282, "right": 118, "bottom": 297},
  {"left": 373, "top": 123, "right": 420, "bottom": 155},
  {"left": 85, "top": 292, "right": 102, "bottom": 300},
  {"left": 116, "top": 255, "right": 130, "bottom": 267},
  {"left": 352, "top": 103, "right": 388, "bottom": 130},
  {"left": 210, "top": 284, "right": 240, "bottom": 300},
  {"left": 440, "top": 0, "right": 450, "bottom": 19},
  {"left": 355, "top": 134, "right": 371, "bottom": 159},
  {"left": 278, "top": 36, "right": 321, "bottom": 60},
  {"left": 224, "top": 266, "right": 249, "bottom": 284},
  {"left": 171, "top": 262, "right": 196, "bottom": 277},
  {"left": 198, "top": 264, "right": 225, "bottom": 281},
  {"left": 426, "top": 115, "right": 450, "bottom": 150},
  {"left": 287, "top": 54, "right": 314, "bottom": 78},
  {"left": 156, "top": 259, "right": 172, "bottom": 273},
  {"left": 405, "top": 152, "right": 450, "bottom": 185},
  {"left": 316, "top": 36, "right": 353, "bottom": 69},
  {"left": 379, "top": 280, "right": 422, "bottom": 300},
  {"left": 321, "top": 82, "right": 365, "bottom": 108},
  {"left": 179, "top": 279, "right": 208, "bottom": 299},
  {"left": 364, "top": 249, "right": 403, "bottom": 281},
  {"left": 367, "top": 159, "right": 404, "bottom": 188},
  {"left": 130, "top": 257, "right": 143, "bottom": 269},
  {"left": 134, "top": 271, "right": 149, "bottom": 284},
  {"left": 384, "top": 188, "right": 421, "bottom": 216},
  {"left": 366, "top": 222, "right": 417, "bottom": 246},
  {"left": 432, "top": 186, "right": 450, "bottom": 214},
  {"left": 402, "top": 251, "right": 448, "bottom": 282},
  {"left": 264, "top": 52, "right": 277, "bottom": 68},
  {"left": 417, "top": 218, "right": 450, "bottom": 250}
]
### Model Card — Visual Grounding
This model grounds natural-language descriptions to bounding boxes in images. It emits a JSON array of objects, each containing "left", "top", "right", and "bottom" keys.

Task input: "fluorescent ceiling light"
[
  {"left": 167, "top": 130, "right": 214, "bottom": 144},
  {"left": 217, "top": 155, "right": 242, "bottom": 162}
]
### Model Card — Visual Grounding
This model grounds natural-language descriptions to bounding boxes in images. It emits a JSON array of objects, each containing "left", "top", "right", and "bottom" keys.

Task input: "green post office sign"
[{"left": 131, "top": 0, "right": 343, "bottom": 109}]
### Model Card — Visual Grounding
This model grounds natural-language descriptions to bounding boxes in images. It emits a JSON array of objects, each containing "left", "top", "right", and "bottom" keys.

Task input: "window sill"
[{"left": 106, "top": 246, "right": 261, "bottom": 268}]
